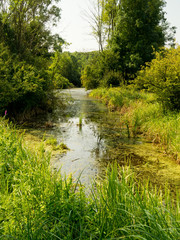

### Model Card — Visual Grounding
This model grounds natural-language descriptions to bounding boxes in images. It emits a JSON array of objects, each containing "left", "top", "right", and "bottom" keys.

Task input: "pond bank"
[
  {"left": 20, "top": 88, "right": 180, "bottom": 191},
  {"left": 90, "top": 87, "right": 180, "bottom": 163},
  {"left": 1, "top": 118, "right": 179, "bottom": 239}
]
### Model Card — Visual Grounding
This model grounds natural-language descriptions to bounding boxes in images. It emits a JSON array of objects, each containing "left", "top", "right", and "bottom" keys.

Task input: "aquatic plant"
[
  {"left": 45, "top": 137, "right": 69, "bottom": 151},
  {"left": 91, "top": 87, "right": 180, "bottom": 161},
  {"left": 54, "top": 142, "right": 69, "bottom": 151},
  {"left": 79, "top": 114, "right": 83, "bottom": 128},
  {"left": 0, "top": 118, "right": 180, "bottom": 239},
  {"left": 45, "top": 137, "right": 58, "bottom": 146}
]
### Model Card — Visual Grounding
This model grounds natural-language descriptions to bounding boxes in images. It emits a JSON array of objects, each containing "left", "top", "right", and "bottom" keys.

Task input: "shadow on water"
[{"left": 21, "top": 89, "right": 180, "bottom": 190}]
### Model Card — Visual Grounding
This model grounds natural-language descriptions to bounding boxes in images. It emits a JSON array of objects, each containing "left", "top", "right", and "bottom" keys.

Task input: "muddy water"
[{"left": 23, "top": 89, "right": 180, "bottom": 189}]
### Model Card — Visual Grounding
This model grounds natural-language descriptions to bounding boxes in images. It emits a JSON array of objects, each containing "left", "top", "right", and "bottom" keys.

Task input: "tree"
[
  {"left": 81, "top": 52, "right": 104, "bottom": 89},
  {"left": 49, "top": 52, "right": 81, "bottom": 88},
  {"left": 110, "top": 0, "right": 176, "bottom": 80},
  {"left": 0, "top": 0, "right": 63, "bottom": 61},
  {"left": 84, "top": 0, "right": 106, "bottom": 52},
  {"left": 0, "top": 43, "right": 49, "bottom": 115},
  {"left": 84, "top": 0, "right": 122, "bottom": 51},
  {"left": 102, "top": 0, "right": 121, "bottom": 41},
  {"left": 80, "top": 50, "right": 122, "bottom": 89},
  {"left": 0, "top": 0, "right": 64, "bottom": 116}
]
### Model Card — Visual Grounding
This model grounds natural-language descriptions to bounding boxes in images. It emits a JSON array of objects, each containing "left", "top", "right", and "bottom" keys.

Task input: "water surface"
[{"left": 23, "top": 88, "right": 180, "bottom": 189}]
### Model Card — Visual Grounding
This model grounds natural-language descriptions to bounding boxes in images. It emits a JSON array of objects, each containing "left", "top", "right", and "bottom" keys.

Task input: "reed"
[
  {"left": 90, "top": 87, "right": 180, "bottom": 161},
  {"left": 0, "top": 118, "right": 180, "bottom": 239},
  {"left": 78, "top": 114, "right": 83, "bottom": 129}
]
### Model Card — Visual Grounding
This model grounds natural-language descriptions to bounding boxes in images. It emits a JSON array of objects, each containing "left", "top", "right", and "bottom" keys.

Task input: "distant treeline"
[
  {"left": 0, "top": 0, "right": 179, "bottom": 118},
  {"left": 80, "top": 0, "right": 180, "bottom": 111}
]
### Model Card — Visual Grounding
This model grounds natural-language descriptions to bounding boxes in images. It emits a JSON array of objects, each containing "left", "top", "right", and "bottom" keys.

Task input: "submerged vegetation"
[
  {"left": 0, "top": 0, "right": 180, "bottom": 238},
  {"left": 89, "top": 45, "right": 180, "bottom": 162},
  {"left": 90, "top": 87, "right": 180, "bottom": 162},
  {"left": 0, "top": 117, "right": 180, "bottom": 239}
]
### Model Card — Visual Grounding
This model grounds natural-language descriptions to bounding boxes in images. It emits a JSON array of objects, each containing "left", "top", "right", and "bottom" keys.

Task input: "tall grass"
[
  {"left": 0, "top": 118, "right": 180, "bottom": 239},
  {"left": 0, "top": 118, "right": 89, "bottom": 239},
  {"left": 90, "top": 87, "right": 154, "bottom": 110},
  {"left": 90, "top": 87, "right": 180, "bottom": 161},
  {"left": 92, "top": 166, "right": 180, "bottom": 239}
]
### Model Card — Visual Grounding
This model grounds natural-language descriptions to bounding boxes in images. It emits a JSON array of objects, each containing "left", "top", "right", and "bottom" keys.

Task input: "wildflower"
[{"left": 5, "top": 110, "right": 7, "bottom": 116}]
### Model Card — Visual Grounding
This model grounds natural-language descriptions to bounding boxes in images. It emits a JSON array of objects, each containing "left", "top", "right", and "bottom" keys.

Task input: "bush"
[
  {"left": 49, "top": 51, "right": 81, "bottom": 87},
  {"left": 0, "top": 44, "right": 50, "bottom": 115},
  {"left": 53, "top": 74, "right": 72, "bottom": 89},
  {"left": 81, "top": 65, "right": 100, "bottom": 90},
  {"left": 135, "top": 47, "right": 180, "bottom": 110},
  {"left": 80, "top": 50, "right": 123, "bottom": 90},
  {"left": 101, "top": 70, "right": 124, "bottom": 87}
]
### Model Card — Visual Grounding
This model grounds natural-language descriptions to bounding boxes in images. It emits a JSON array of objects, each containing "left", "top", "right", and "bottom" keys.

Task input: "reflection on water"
[{"left": 22, "top": 88, "right": 180, "bottom": 189}]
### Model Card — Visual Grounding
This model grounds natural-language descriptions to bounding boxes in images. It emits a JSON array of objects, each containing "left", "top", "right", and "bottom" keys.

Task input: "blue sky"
[{"left": 57, "top": 0, "right": 180, "bottom": 52}]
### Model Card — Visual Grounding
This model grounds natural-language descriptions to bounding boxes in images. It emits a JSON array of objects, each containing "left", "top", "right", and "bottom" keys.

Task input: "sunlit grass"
[
  {"left": 90, "top": 87, "right": 180, "bottom": 161},
  {"left": 0, "top": 117, "right": 180, "bottom": 239}
]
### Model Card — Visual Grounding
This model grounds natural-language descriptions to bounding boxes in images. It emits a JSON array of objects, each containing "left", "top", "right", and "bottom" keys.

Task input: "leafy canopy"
[
  {"left": 110, "top": 0, "right": 175, "bottom": 79},
  {"left": 135, "top": 46, "right": 180, "bottom": 110}
]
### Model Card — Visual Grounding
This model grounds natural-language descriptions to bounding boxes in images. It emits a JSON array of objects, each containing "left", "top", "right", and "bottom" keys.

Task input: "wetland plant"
[
  {"left": 45, "top": 137, "right": 58, "bottom": 146},
  {"left": 46, "top": 137, "right": 69, "bottom": 151},
  {"left": 78, "top": 114, "right": 83, "bottom": 130},
  {"left": 91, "top": 87, "right": 180, "bottom": 161},
  {"left": 0, "top": 118, "right": 180, "bottom": 239}
]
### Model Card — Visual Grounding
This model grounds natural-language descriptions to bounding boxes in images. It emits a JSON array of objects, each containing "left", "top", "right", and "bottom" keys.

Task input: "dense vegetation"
[
  {"left": 0, "top": 118, "right": 180, "bottom": 239},
  {"left": 0, "top": 0, "right": 64, "bottom": 117},
  {"left": 135, "top": 47, "right": 180, "bottom": 111},
  {"left": 0, "top": 0, "right": 178, "bottom": 117},
  {"left": 90, "top": 87, "right": 180, "bottom": 161},
  {"left": 0, "top": 0, "right": 180, "bottom": 238},
  {"left": 81, "top": 0, "right": 176, "bottom": 89},
  {"left": 0, "top": 1, "right": 85, "bottom": 118}
]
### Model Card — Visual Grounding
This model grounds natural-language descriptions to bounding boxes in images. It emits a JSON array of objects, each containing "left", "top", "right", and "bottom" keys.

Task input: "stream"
[{"left": 22, "top": 88, "right": 180, "bottom": 190}]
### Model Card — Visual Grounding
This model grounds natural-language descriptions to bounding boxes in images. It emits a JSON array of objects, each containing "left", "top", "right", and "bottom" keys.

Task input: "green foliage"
[
  {"left": 135, "top": 47, "right": 180, "bottom": 110},
  {"left": 0, "top": 0, "right": 63, "bottom": 60},
  {"left": 58, "top": 52, "right": 81, "bottom": 86},
  {"left": 0, "top": 119, "right": 180, "bottom": 239},
  {"left": 101, "top": 70, "right": 124, "bottom": 87},
  {"left": 81, "top": 64, "right": 100, "bottom": 90},
  {"left": 0, "top": 43, "right": 51, "bottom": 115},
  {"left": 54, "top": 74, "right": 72, "bottom": 89},
  {"left": 110, "top": 0, "right": 175, "bottom": 79},
  {"left": 0, "top": 0, "right": 66, "bottom": 117},
  {"left": 102, "top": 0, "right": 120, "bottom": 40},
  {"left": 0, "top": 119, "right": 89, "bottom": 239},
  {"left": 91, "top": 87, "right": 180, "bottom": 159},
  {"left": 81, "top": 0, "right": 175, "bottom": 87},
  {"left": 45, "top": 137, "right": 58, "bottom": 146},
  {"left": 90, "top": 86, "right": 151, "bottom": 109},
  {"left": 121, "top": 100, "right": 180, "bottom": 158},
  {"left": 81, "top": 50, "right": 123, "bottom": 89},
  {"left": 72, "top": 51, "right": 98, "bottom": 72},
  {"left": 49, "top": 51, "right": 81, "bottom": 88},
  {"left": 81, "top": 51, "right": 103, "bottom": 89},
  {"left": 45, "top": 137, "right": 69, "bottom": 151}
]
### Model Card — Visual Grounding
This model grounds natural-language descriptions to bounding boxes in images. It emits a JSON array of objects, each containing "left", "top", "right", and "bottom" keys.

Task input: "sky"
[{"left": 56, "top": 0, "right": 180, "bottom": 52}]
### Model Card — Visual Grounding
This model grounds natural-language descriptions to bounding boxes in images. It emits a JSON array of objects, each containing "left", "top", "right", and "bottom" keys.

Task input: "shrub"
[
  {"left": 101, "top": 70, "right": 124, "bottom": 87},
  {"left": 0, "top": 43, "right": 51, "bottom": 115},
  {"left": 81, "top": 65, "right": 100, "bottom": 90},
  {"left": 135, "top": 47, "right": 180, "bottom": 110},
  {"left": 53, "top": 74, "right": 72, "bottom": 89},
  {"left": 49, "top": 51, "right": 81, "bottom": 87}
]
